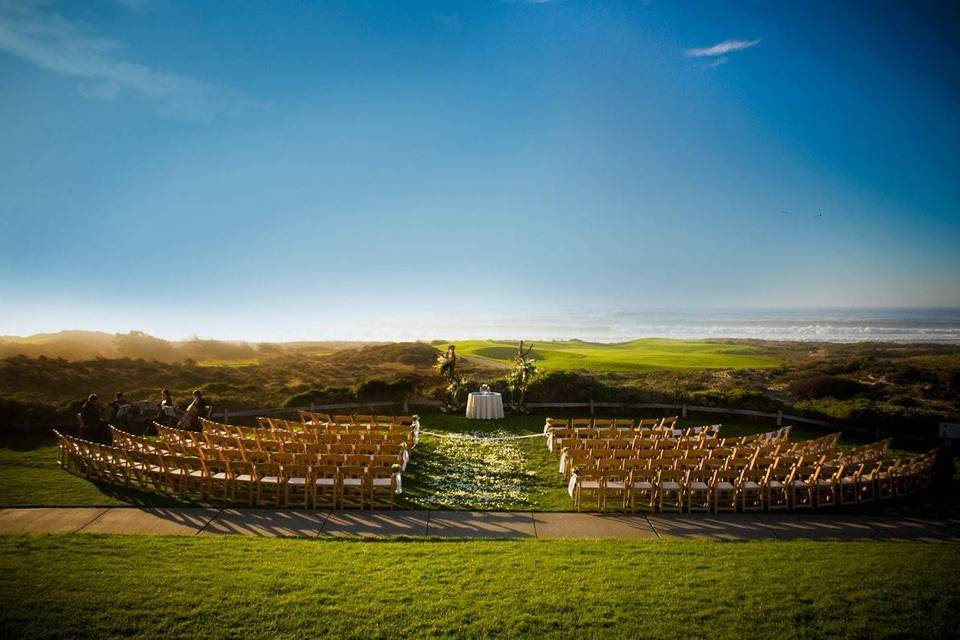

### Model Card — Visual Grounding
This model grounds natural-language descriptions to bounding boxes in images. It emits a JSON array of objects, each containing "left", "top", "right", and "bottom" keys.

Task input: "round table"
[{"left": 465, "top": 392, "right": 504, "bottom": 420}]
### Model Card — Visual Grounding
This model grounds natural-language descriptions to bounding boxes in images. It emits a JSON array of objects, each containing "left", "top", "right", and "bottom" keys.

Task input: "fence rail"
[{"left": 0, "top": 397, "right": 934, "bottom": 444}]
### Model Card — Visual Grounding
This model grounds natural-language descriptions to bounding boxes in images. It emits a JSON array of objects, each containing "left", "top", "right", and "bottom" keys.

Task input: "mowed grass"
[
  {"left": 1, "top": 535, "right": 958, "bottom": 640},
  {"left": 455, "top": 338, "right": 781, "bottom": 372}
]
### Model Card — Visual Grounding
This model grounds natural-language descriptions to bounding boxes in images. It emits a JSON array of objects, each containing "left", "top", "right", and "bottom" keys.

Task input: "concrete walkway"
[{"left": 1, "top": 507, "right": 958, "bottom": 541}]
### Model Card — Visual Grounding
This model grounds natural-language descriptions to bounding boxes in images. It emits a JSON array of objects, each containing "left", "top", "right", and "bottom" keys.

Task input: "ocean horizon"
[{"left": 371, "top": 308, "right": 960, "bottom": 345}]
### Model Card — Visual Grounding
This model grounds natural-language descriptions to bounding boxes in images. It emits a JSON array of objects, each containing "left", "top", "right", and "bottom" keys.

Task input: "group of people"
[{"left": 78, "top": 389, "right": 209, "bottom": 441}]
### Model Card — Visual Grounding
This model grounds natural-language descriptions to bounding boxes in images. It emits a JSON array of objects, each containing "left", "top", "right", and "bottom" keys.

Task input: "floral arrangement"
[{"left": 507, "top": 340, "right": 538, "bottom": 414}]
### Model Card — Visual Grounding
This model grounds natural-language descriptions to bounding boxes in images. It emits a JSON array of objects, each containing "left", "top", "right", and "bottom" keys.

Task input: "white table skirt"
[{"left": 465, "top": 392, "right": 504, "bottom": 420}]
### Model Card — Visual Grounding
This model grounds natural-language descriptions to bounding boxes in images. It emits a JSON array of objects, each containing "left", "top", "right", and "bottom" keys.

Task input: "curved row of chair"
[
  {"left": 544, "top": 417, "right": 927, "bottom": 512},
  {"left": 53, "top": 414, "right": 421, "bottom": 509},
  {"left": 568, "top": 448, "right": 936, "bottom": 512}
]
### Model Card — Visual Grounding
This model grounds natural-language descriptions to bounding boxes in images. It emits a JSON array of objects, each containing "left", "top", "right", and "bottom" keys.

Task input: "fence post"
[
  {"left": 682, "top": 404, "right": 687, "bottom": 418},
  {"left": 777, "top": 410, "right": 783, "bottom": 427},
  {"left": 402, "top": 398, "right": 409, "bottom": 414},
  {"left": 589, "top": 398, "right": 595, "bottom": 415},
  {"left": 310, "top": 401, "right": 315, "bottom": 412},
  {"left": 224, "top": 409, "right": 229, "bottom": 425}
]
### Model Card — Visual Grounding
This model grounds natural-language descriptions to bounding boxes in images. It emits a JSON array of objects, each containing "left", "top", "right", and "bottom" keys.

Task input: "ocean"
[{"left": 400, "top": 308, "right": 960, "bottom": 344}]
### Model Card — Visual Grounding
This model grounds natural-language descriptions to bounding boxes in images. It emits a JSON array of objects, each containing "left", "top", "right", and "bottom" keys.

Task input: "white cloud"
[
  {"left": 113, "top": 0, "right": 150, "bottom": 11},
  {"left": 704, "top": 56, "right": 729, "bottom": 68},
  {"left": 0, "top": 0, "right": 263, "bottom": 122},
  {"left": 683, "top": 38, "right": 761, "bottom": 58},
  {"left": 433, "top": 13, "right": 460, "bottom": 29}
]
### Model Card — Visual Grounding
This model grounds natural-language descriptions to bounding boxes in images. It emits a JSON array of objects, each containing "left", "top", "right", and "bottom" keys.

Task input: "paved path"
[{"left": 1, "top": 507, "right": 958, "bottom": 541}]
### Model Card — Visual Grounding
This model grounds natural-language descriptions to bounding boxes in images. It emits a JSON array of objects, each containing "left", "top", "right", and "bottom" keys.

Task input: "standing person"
[
  {"left": 153, "top": 389, "right": 176, "bottom": 430},
  {"left": 178, "top": 389, "right": 206, "bottom": 431},
  {"left": 107, "top": 392, "right": 127, "bottom": 424},
  {"left": 79, "top": 394, "right": 106, "bottom": 441}
]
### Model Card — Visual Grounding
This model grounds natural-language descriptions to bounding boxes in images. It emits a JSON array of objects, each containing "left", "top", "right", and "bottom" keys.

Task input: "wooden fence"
[{"left": 5, "top": 396, "right": 937, "bottom": 444}]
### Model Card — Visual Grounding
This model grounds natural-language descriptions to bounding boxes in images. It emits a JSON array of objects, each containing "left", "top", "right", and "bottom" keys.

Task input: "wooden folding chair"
[
  {"left": 178, "top": 456, "right": 208, "bottom": 500},
  {"left": 202, "top": 457, "right": 231, "bottom": 502},
  {"left": 739, "top": 468, "right": 766, "bottom": 512},
  {"left": 816, "top": 463, "right": 843, "bottom": 508},
  {"left": 657, "top": 469, "right": 686, "bottom": 513},
  {"left": 765, "top": 463, "right": 791, "bottom": 511},
  {"left": 713, "top": 469, "right": 741, "bottom": 513},
  {"left": 312, "top": 465, "right": 340, "bottom": 509},
  {"left": 283, "top": 463, "right": 311, "bottom": 508},
  {"left": 686, "top": 468, "right": 713, "bottom": 513},
  {"left": 788, "top": 465, "right": 818, "bottom": 509},
  {"left": 340, "top": 465, "right": 367, "bottom": 509},
  {"left": 838, "top": 463, "right": 865, "bottom": 505},
  {"left": 226, "top": 460, "right": 256, "bottom": 504},
  {"left": 601, "top": 470, "right": 629, "bottom": 511},
  {"left": 572, "top": 469, "right": 603, "bottom": 512},
  {"left": 368, "top": 465, "right": 400, "bottom": 509},
  {"left": 628, "top": 468, "right": 658, "bottom": 512}
]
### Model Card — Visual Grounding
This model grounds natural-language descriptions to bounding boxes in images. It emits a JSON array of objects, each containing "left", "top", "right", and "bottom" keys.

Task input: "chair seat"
[
  {"left": 743, "top": 481, "right": 760, "bottom": 490},
  {"left": 343, "top": 478, "right": 363, "bottom": 487},
  {"left": 314, "top": 478, "right": 335, "bottom": 487},
  {"left": 372, "top": 478, "right": 393, "bottom": 487},
  {"left": 661, "top": 481, "right": 680, "bottom": 491},
  {"left": 288, "top": 477, "right": 307, "bottom": 485},
  {"left": 261, "top": 476, "right": 281, "bottom": 484},
  {"left": 768, "top": 480, "right": 784, "bottom": 489},
  {"left": 690, "top": 481, "right": 709, "bottom": 490},
  {"left": 841, "top": 477, "right": 857, "bottom": 484},
  {"left": 235, "top": 474, "right": 253, "bottom": 482},
  {"left": 717, "top": 482, "right": 734, "bottom": 491},
  {"left": 579, "top": 480, "right": 601, "bottom": 489},
  {"left": 211, "top": 472, "right": 228, "bottom": 480},
  {"left": 606, "top": 481, "right": 626, "bottom": 490},
  {"left": 633, "top": 481, "right": 653, "bottom": 489},
  {"left": 793, "top": 481, "right": 808, "bottom": 488},
  {"left": 189, "top": 470, "right": 205, "bottom": 478}
]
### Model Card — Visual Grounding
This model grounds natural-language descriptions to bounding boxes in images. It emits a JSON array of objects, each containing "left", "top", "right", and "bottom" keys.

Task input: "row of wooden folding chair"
[
  {"left": 57, "top": 431, "right": 402, "bottom": 508},
  {"left": 267, "top": 416, "right": 416, "bottom": 434},
  {"left": 201, "top": 419, "right": 414, "bottom": 447},
  {"left": 571, "top": 464, "right": 810, "bottom": 513},
  {"left": 298, "top": 411, "right": 418, "bottom": 427},
  {"left": 547, "top": 416, "right": 680, "bottom": 430},
  {"left": 199, "top": 446, "right": 402, "bottom": 469},
  {"left": 570, "top": 448, "right": 937, "bottom": 513}
]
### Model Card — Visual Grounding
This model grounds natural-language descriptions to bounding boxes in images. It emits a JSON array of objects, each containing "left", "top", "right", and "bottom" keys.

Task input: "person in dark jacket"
[
  {"left": 107, "top": 392, "right": 127, "bottom": 424},
  {"left": 79, "top": 394, "right": 106, "bottom": 441},
  {"left": 153, "top": 389, "right": 177, "bottom": 429}
]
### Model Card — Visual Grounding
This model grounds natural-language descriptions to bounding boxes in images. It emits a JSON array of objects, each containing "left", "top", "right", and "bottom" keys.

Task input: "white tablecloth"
[{"left": 465, "top": 392, "right": 504, "bottom": 420}]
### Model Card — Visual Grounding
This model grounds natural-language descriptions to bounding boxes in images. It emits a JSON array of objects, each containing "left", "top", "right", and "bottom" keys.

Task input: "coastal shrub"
[
  {"left": 687, "top": 389, "right": 783, "bottom": 412},
  {"left": 527, "top": 371, "right": 608, "bottom": 403},
  {"left": 283, "top": 386, "right": 354, "bottom": 408},
  {"left": 0, "top": 396, "right": 67, "bottom": 426},
  {"left": 790, "top": 375, "right": 865, "bottom": 400},
  {"left": 353, "top": 378, "right": 418, "bottom": 401}
]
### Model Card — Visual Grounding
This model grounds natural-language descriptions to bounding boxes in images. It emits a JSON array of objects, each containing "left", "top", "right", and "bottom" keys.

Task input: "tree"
[{"left": 507, "top": 340, "right": 538, "bottom": 413}]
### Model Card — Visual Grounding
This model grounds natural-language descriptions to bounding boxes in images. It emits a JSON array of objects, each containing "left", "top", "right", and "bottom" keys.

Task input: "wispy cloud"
[
  {"left": 433, "top": 13, "right": 460, "bottom": 30},
  {"left": 113, "top": 0, "right": 150, "bottom": 11},
  {"left": 0, "top": 0, "right": 263, "bottom": 122},
  {"left": 683, "top": 38, "right": 761, "bottom": 59}
]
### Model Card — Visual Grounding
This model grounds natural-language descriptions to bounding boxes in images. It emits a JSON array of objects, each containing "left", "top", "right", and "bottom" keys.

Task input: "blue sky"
[{"left": 1, "top": 0, "right": 958, "bottom": 341}]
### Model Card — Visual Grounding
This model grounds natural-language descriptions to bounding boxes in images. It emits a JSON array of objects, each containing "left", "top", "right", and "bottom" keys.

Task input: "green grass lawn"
[
  {"left": 0, "top": 535, "right": 957, "bottom": 639},
  {"left": 0, "top": 413, "right": 932, "bottom": 510},
  {"left": 454, "top": 338, "right": 782, "bottom": 372}
]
